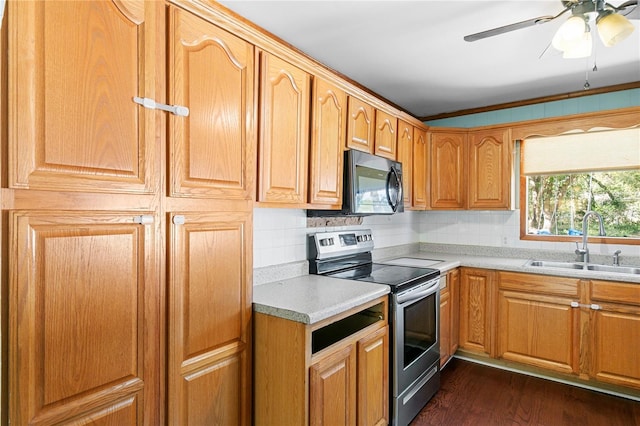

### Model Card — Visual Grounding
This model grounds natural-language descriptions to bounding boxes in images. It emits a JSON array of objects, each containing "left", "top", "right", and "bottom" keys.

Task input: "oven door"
[{"left": 392, "top": 277, "right": 440, "bottom": 395}]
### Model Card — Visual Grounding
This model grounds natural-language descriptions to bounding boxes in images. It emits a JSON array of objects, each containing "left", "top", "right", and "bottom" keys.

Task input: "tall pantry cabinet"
[{"left": 3, "top": 1, "right": 253, "bottom": 425}]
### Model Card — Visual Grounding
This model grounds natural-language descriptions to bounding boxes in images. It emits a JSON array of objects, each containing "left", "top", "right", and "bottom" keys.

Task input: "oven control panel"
[{"left": 309, "top": 229, "right": 374, "bottom": 260}]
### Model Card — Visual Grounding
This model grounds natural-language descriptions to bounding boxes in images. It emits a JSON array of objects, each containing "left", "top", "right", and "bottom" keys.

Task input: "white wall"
[
  {"left": 419, "top": 210, "right": 639, "bottom": 259},
  {"left": 254, "top": 208, "right": 639, "bottom": 268}
]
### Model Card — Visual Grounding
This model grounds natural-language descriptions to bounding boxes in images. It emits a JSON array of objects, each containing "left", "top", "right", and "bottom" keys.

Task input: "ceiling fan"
[{"left": 465, "top": 0, "right": 638, "bottom": 58}]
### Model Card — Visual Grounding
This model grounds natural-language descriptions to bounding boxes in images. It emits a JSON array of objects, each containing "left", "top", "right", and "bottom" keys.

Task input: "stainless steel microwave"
[{"left": 308, "top": 149, "right": 403, "bottom": 216}]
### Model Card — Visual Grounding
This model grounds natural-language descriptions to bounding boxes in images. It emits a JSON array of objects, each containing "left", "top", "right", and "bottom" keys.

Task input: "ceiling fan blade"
[
  {"left": 619, "top": 1, "right": 639, "bottom": 18},
  {"left": 464, "top": 6, "right": 571, "bottom": 42}
]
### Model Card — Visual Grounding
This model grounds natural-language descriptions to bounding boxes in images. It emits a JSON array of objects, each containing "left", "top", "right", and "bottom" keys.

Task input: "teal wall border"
[{"left": 424, "top": 88, "right": 640, "bottom": 128}]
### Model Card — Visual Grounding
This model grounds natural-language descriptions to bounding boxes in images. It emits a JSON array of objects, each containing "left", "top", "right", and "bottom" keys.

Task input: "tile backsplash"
[
  {"left": 253, "top": 208, "right": 639, "bottom": 268},
  {"left": 253, "top": 208, "right": 421, "bottom": 268}
]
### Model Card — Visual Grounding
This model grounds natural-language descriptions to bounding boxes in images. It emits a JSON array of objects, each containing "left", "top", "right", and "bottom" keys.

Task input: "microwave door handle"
[{"left": 386, "top": 167, "right": 401, "bottom": 212}]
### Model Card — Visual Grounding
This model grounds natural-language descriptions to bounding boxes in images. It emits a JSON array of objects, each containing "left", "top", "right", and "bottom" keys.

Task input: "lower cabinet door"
[
  {"left": 591, "top": 307, "right": 640, "bottom": 389},
  {"left": 9, "top": 211, "right": 159, "bottom": 425},
  {"left": 498, "top": 290, "right": 579, "bottom": 374},
  {"left": 168, "top": 211, "right": 252, "bottom": 425},
  {"left": 310, "top": 344, "right": 357, "bottom": 426},
  {"left": 357, "top": 326, "right": 389, "bottom": 426}
]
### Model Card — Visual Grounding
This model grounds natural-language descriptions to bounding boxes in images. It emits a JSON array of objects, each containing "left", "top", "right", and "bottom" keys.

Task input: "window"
[{"left": 521, "top": 128, "right": 640, "bottom": 242}]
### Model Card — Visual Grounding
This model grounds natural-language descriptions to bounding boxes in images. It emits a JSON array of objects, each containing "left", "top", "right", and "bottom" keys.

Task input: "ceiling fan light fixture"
[
  {"left": 552, "top": 15, "right": 588, "bottom": 51},
  {"left": 596, "top": 10, "right": 635, "bottom": 47},
  {"left": 562, "top": 30, "right": 593, "bottom": 58}
]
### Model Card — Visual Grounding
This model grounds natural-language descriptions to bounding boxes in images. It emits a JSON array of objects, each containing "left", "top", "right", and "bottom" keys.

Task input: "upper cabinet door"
[
  {"left": 412, "top": 127, "right": 428, "bottom": 209},
  {"left": 346, "top": 96, "right": 375, "bottom": 153},
  {"left": 397, "top": 120, "right": 414, "bottom": 208},
  {"left": 168, "top": 8, "right": 256, "bottom": 200},
  {"left": 374, "top": 110, "right": 397, "bottom": 160},
  {"left": 468, "top": 129, "right": 512, "bottom": 210},
  {"left": 430, "top": 131, "right": 467, "bottom": 209},
  {"left": 258, "top": 52, "right": 310, "bottom": 205},
  {"left": 309, "top": 78, "right": 346, "bottom": 207},
  {"left": 9, "top": 0, "right": 159, "bottom": 194}
]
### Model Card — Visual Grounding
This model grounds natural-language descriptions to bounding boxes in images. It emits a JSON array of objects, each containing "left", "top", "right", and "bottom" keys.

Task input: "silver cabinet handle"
[{"left": 133, "top": 97, "right": 189, "bottom": 117}]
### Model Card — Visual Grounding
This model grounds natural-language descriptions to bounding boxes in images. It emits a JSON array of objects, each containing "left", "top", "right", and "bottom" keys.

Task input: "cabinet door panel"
[
  {"left": 459, "top": 268, "right": 493, "bottom": 355},
  {"left": 357, "top": 326, "right": 389, "bottom": 426},
  {"left": 430, "top": 132, "right": 466, "bottom": 209},
  {"left": 346, "top": 97, "right": 374, "bottom": 153},
  {"left": 439, "top": 290, "right": 451, "bottom": 367},
  {"left": 10, "top": 211, "right": 157, "bottom": 425},
  {"left": 168, "top": 211, "right": 252, "bottom": 425},
  {"left": 9, "top": 0, "right": 157, "bottom": 193},
  {"left": 310, "top": 345, "right": 357, "bottom": 426},
  {"left": 498, "top": 291, "right": 578, "bottom": 374},
  {"left": 397, "top": 121, "right": 413, "bottom": 208},
  {"left": 258, "top": 53, "right": 310, "bottom": 204},
  {"left": 374, "top": 110, "right": 397, "bottom": 160},
  {"left": 412, "top": 127, "right": 428, "bottom": 209},
  {"left": 169, "top": 8, "right": 255, "bottom": 199},
  {"left": 468, "top": 129, "right": 511, "bottom": 209},
  {"left": 309, "top": 78, "right": 346, "bottom": 207},
  {"left": 591, "top": 309, "right": 640, "bottom": 388}
]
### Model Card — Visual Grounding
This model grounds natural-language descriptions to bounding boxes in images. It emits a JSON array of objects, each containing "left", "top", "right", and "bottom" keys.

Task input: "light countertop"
[
  {"left": 253, "top": 274, "right": 390, "bottom": 325},
  {"left": 383, "top": 251, "right": 640, "bottom": 284}
]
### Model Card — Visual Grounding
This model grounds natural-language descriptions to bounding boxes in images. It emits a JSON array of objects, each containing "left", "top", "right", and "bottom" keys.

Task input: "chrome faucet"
[{"left": 575, "top": 211, "right": 606, "bottom": 264}]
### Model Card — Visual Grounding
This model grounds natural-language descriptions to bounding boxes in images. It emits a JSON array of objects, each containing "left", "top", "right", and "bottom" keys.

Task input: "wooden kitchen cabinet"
[
  {"left": 429, "top": 130, "right": 467, "bottom": 209},
  {"left": 346, "top": 96, "right": 375, "bottom": 153},
  {"left": 5, "top": 2, "right": 256, "bottom": 425},
  {"left": 468, "top": 128, "right": 512, "bottom": 209},
  {"left": 397, "top": 120, "right": 414, "bottom": 208},
  {"left": 374, "top": 109, "right": 398, "bottom": 160},
  {"left": 310, "top": 345, "right": 357, "bottom": 426},
  {"left": 167, "top": 211, "right": 252, "bottom": 425},
  {"left": 588, "top": 280, "right": 640, "bottom": 389},
  {"left": 439, "top": 284, "right": 452, "bottom": 367},
  {"left": 459, "top": 267, "right": 495, "bottom": 356},
  {"left": 440, "top": 268, "right": 461, "bottom": 368},
  {"left": 254, "top": 297, "right": 389, "bottom": 426},
  {"left": 412, "top": 127, "right": 429, "bottom": 210},
  {"left": 8, "top": 0, "right": 159, "bottom": 194},
  {"left": 309, "top": 78, "right": 347, "bottom": 208},
  {"left": 497, "top": 272, "right": 581, "bottom": 374},
  {"left": 9, "top": 210, "right": 160, "bottom": 425},
  {"left": 168, "top": 7, "right": 256, "bottom": 200},
  {"left": 258, "top": 51, "right": 310, "bottom": 205},
  {"left": 356, "top": 325, "right": 390, "bottom": 426}
]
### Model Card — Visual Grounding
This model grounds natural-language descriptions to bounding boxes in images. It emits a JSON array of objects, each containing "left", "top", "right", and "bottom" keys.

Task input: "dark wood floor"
[{"left": 411, "top": 358, "right": 640, "bottom": 426}]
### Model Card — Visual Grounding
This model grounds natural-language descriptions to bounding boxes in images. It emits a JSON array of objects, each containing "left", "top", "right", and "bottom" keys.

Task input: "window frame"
[{"left": 513, "top": 107, "right": 640, "bottom": 246}]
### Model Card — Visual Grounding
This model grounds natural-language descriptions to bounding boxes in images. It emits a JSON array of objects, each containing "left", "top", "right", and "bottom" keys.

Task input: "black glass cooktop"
[{"left": 326, "top": 263, "right": 439, "bottom": 292}]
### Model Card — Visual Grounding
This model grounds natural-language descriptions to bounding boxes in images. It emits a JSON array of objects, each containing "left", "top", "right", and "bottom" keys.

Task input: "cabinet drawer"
[
  {"left": 499, "top": 272, "right": 579, "bottom": 298},
  {"left": 590, "top": 280, "right": 640, "bottom": 306}
]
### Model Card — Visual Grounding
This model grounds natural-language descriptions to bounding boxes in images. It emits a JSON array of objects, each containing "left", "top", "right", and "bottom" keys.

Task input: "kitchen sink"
[
  {"left": 526, "top": 260, "right": 584, "bottom": 270},
  {"left": 585, "top": 264, "right": 640, "bottom": 274},
  {"left": 526, "top": 260, "right": 640, "bottom": 275}
]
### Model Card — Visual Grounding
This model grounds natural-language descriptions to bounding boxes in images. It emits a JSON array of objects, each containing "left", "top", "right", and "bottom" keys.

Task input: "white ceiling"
[{"left": 217, "top": 0, "right": 640, "bottom": 118}]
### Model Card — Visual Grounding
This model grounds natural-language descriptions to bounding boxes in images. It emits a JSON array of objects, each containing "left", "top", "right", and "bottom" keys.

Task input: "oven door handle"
[{"left": 396, "top": 279, "right": 439, "bottom": 305}]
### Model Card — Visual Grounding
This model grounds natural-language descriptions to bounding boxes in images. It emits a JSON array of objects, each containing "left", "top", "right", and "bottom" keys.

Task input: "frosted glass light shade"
[
  {"left": 597, "top": 12, "right": 635, "bottom": 46},
  {"left": 552, "top": 16, "right": 588, "bottom": 51},
  {"left": 562, "top": 31, "right": 593, "bottom": 58}
]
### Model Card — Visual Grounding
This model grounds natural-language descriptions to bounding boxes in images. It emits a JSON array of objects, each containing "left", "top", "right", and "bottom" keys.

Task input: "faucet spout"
[{"left": 576, "top": 211, "right": 606, "bottom": 264}]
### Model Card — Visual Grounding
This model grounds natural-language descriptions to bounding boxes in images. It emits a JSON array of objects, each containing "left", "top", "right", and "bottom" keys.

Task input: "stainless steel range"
[{"left": 309, "top": 229, "right": 441, "bottom": 426}]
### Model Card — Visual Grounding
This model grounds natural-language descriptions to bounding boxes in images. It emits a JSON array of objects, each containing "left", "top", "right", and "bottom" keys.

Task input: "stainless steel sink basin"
[
  {"left": 526, "top": 260, "right": 584, "bottom": 270},
  {"left": 586, "top": 264, "right": 640, "bottom": 274},
  {"left": 526, "top": 260, "right": 640, "bottom": 275}
]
